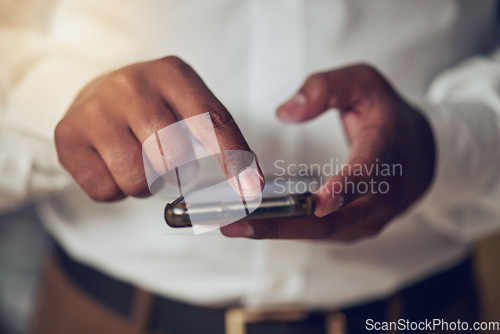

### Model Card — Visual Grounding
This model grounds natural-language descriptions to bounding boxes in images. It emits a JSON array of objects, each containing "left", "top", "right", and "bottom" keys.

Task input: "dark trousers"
[{"left": 30, "top": 244, "right": 479, "bottom": 334}]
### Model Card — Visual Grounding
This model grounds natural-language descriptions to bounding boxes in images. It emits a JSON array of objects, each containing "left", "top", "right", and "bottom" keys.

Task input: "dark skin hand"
[
  {"left": 221, "top": 64, "right": 435, "bottom": 241},
  {"left": 55, "top": 56, "right": 264, "bottom": 202},
  {"left": 56, "top": 58, "right": 434, "bottom": 242}
]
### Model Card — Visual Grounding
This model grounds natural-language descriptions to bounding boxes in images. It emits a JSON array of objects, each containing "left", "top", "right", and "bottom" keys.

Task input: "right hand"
[{"left": 55, "top": 56, "right": 264, "bottom": 201}]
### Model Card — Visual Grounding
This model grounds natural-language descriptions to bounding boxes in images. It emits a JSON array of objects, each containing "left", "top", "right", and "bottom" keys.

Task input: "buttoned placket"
[{"left": 244, "top": 0, "right": 313, "bottom": 308}]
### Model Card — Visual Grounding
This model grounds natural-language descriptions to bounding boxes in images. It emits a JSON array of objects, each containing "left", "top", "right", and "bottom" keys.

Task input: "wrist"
[{"left": 405, "top": 105, "right": 436, "bottom": 207}]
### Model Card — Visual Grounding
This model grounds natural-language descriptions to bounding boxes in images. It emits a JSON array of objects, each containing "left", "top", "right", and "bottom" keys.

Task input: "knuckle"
[
  {"left": 81, "top": 98, "right": 105, "bottom": 117},
  {"left": 157, "top": 55, "right": 192, "bottom": 77},
  {"left": 54, "top": 120, "right": 77, "bottom": 168},
  {"left": 108, "top": 150, "right": 148, "bottom": 196},
  {"left": 84, "top": 179, "right": 122, "bottom": 202},
  {"left": 108, "top": 68, "right": 143, "bottom": 97},
  {"left": 123, "top": 178, "right": 149, "bottom": 197},
  {"left": 186, "top": 109, "right": 221, "bottom": 142},
  {"left": 305, "top": 72, "right": 329, "bottom": 90},
  {"left": 354, "top": 63, "right": 386, "bottom": 87},
  {"left": 69, "top": 97, "right": 107, "bottom": 122},
  {"left": 253, "top": 224, "right": 279, "bottom": 240},
  {"left": 206, "top": 106, "right": 235, "bottom": 130},
  {"left": 54, "top": 119, "right": 71, "bottom": 143},
  {"left": 355, "top": 63, "right": 380, "bottom": 76},
  {"left": 144, "top": 114, "right": 170, "bottom": 134},
  {"left": 160, "top": 55, "right": 185, "bottom": 67}
]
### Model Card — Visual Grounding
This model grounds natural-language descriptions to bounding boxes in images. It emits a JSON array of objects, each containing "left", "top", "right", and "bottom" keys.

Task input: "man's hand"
[
  {"left": 55, "top": 56, "right": 264, "bottom": 201},
  {"left": 222, "top": 64, "right": 435, "bottom": 241}
]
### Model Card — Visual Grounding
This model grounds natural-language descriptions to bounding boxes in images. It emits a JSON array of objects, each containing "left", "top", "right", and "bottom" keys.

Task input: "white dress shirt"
[{"left": 1, "top": 0, "right": 500, "bottom": 309}]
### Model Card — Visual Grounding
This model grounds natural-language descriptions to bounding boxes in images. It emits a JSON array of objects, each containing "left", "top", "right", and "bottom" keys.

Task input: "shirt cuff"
[
  {"left": 3, "top": 53, "right": 111, "bottom": 140},
  {"left": 412, "top": 100, "right": 500, "bottom": 242}
]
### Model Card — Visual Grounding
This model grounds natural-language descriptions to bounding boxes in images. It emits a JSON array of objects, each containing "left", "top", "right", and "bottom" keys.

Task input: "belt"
[{"left": 53, "top": 241, "right": 475, "bottom": 334}]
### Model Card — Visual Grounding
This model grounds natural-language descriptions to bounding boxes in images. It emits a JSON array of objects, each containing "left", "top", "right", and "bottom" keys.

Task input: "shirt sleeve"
[
  {"left": 416, "top": 47, "right": 500, "bottom": 244},
  {"left": 0, "top": 0, "right": 141, "bottom": 212}
]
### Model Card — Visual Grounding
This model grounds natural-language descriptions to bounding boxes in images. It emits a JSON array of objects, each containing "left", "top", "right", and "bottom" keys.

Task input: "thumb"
[
  {"left": 314, "top": 143, "right": 384, "bottom": 217},
  {"left": 276, "top": 73, "right": 331, "bottom": 123}
]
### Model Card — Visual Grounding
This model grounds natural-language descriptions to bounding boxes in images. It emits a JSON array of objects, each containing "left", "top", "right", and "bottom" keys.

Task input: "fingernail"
[
  {"left": 244, "top": 224, "right": 255, "bottom": 237},
  {"left": 224, "top": 222, "right": 254, "bottom": 238},
  {"left": 331, "top": 195, "right": 344, "bottom": 212},
  {"left": 238, "top": 167, "right": 263, "bottom": 196},
  {"left": 315, "top": 199, "right": 327, "bottom": 217},
  {"left": 315, "top": 194, "right": 343, "bottom": 217},
  {"left": 287, "top": 92, "right": 307, "bottom": 108},
  {"left": 279, "top": 93, "right": 307, "bottom": 122}
]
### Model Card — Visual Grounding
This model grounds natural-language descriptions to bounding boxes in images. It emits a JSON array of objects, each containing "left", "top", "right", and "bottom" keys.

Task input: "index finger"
[{"left": 151, "top": 56, "right": 264, "bottom": 194}]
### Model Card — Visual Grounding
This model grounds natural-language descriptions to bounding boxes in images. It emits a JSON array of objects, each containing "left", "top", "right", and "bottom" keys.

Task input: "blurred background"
[
  {"left": 0, "top": 206, "right": 499, "bottom": 334},
  {"left": 0, "top": 207, "right": 48, "bottom": 334}
]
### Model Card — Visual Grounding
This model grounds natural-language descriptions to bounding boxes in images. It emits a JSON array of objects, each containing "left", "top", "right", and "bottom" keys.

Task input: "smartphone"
[{"left": 164, "top": 192, "right": 315, "bottom": 228}]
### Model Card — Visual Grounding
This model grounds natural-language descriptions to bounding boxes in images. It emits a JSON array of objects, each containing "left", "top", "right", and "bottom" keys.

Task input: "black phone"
[{"left": 164, "top": 192, "right": 315, "bottom": 228}]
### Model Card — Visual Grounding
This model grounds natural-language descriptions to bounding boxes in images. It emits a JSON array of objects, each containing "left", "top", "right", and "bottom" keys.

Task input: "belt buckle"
[{"left": 224, "top": 306, "right": 346, "bottom": 334}]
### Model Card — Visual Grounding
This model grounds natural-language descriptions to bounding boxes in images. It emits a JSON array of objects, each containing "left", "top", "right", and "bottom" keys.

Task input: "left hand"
[{"left": 221, "top": 64, "right": 435, "bottom": 241}]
